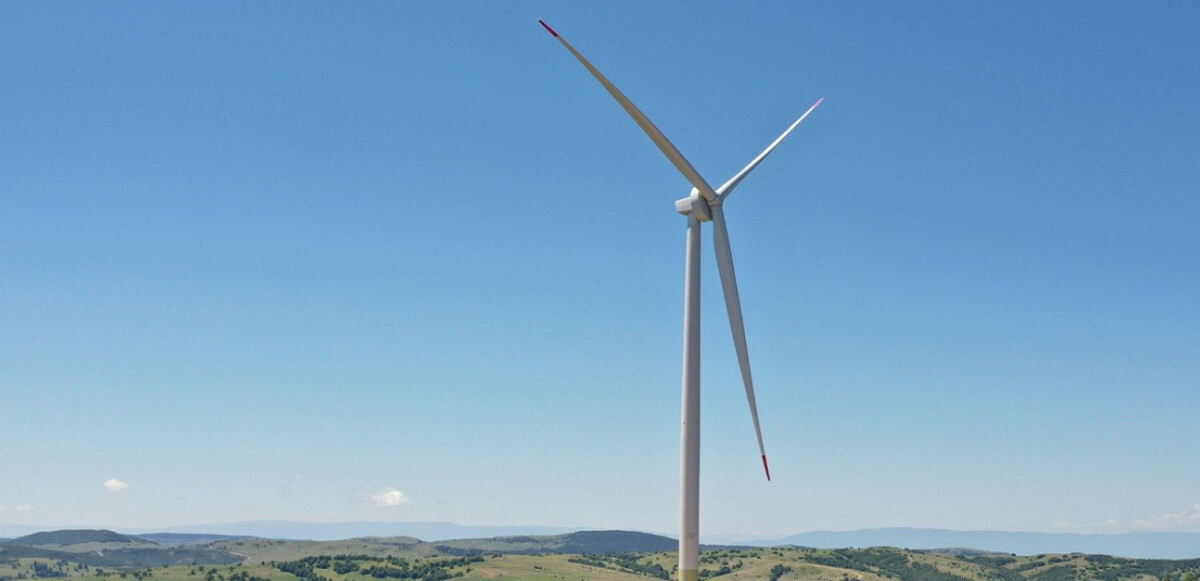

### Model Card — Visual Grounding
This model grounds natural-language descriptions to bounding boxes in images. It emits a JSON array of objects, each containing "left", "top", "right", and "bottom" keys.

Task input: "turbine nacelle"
[{"left": 675, "top": 188, "right": 714, "bottom": 222}]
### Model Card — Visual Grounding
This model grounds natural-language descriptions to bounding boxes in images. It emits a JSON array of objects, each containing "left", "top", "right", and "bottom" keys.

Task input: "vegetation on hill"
[
  {"left": 272, "top": 554, "right": 482, "bottom": 581},
  {"left": 4, "top": 531, "right": 161, "bottom": 556},
  {"left": 559, "top": 531, "right": 679, "bottom": 555},
  {"left": 428, "top": 530, "right": 677, "bottom": 557},
  {"left": 568, "top": 553, "right": 671, "bottom": 578},
  {"left": 6, "top": 532, "right": 144, "bottom": 548},
  {"left": 0, "top": 545, "right": 242, "bottom": 568},
  {"left": 3, "top": 529, "right": 1200, "bottom": 581},
  {"left": 132, "top": 537, "right": 248, "bottom": 549}
]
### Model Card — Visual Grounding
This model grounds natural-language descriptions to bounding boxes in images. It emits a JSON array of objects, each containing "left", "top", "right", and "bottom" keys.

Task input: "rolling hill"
[
  {"left": 767, "top": 528, "right": 1200, "bottom": 560},
  {"left": 125, "top": 521, "right": 1200, "bottom": 559},
  {"left": 0, "top": 530, "right": 243, "bottom": 568},
  {"left": 6, "top": 529, "right": 148, "bottom": 547},
  {"left": 3, "top": 529, "right": 161, "bottom": 553},
  {"left": 212, "top": 530, "right": 678, "bottom": 564},
  {"left": 134, "top": 520, "right": 577, "bottom": 542},
  {"left": 134, "top": 533, "right": 250, "bottom": 547},
  {"left": 3, "top": 528, "right": 1200, "bottom": 581}
]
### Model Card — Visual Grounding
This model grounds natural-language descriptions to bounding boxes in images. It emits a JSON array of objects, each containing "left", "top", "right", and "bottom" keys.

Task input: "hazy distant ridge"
[
  {"left": 769, "top": 527, "right": 1200, "bottom": 559},
  {"left": 130, "top": 520, "right": 580, "bottom": 542},
  {"left": 153, "top": 522, "right": 1200, "bottom": 559},
  {"left": 5, "top": 523, "right": 1199, "bottom": 559}
]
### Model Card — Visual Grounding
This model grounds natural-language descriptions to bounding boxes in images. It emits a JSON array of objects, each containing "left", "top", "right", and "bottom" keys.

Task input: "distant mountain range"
[
  {"left": 0, "top": 521, "right": 576, "bottom": 544},
  {"left": 2, "top": 522, "right": 1197, "bottom": 559},
  {"left": 750, "top": 527, "right": 1200, "bottom": 559},
  {"left": 124, "top": 520, "right": 580, "bottom": 542}
]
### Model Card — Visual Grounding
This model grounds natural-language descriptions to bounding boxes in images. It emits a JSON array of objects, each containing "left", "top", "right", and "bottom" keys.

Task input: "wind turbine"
[{"left": 538, "top": 20, "right": 822, "bottom": 581}]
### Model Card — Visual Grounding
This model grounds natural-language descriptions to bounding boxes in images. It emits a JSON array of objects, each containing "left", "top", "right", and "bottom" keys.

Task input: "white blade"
[
  {"left": 717, "top": 97, "right": 824, "bottom": 201},
  {"left": 539, "top": 20, "right": 718, "bottom": 203},
  {"left": 710, "top": 205, "right": 770, "bottom": 481}
]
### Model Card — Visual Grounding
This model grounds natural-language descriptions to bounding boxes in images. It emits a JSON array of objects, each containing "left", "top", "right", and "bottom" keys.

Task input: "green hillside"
[
  {"left": 4, "top": 530, "right": 161, "bottom": 555},
  {"left": 3, "top": 530, "right": 1200, "bottom": 581},
  {"left": 212, "top": 537, "right": 437, "bottom": 564},
  {"left": 6, "top": 531, "right": 147, "bottom": 548},
  {"left": 212, "top": 530, "right": 678, "bottom": 564},
  {"left": 430, "top": 530, "right": 678, "bottom": 557},
  {"left": 134, "top": 535, "right": 249, "bottom": 548},
  {"left": 561, "top": 531, "right": 679, "bottom": 554},
  {"left": 0, "top": 544, "right": 242, "bottom": 568}
]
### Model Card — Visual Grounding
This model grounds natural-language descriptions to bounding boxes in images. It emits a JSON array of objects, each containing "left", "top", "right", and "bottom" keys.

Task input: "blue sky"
[{"left": 2, "top": 1, "right": 1198, "bottom": 538}]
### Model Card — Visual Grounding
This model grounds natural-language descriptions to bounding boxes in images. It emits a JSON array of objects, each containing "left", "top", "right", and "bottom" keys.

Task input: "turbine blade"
[
  {"left": 717, "top": 97, "right": 824, "bottom": 201},
  {"left": 710, "top": 205, "right": 770, "bottom": 481},
  {"left": 538, "top": 19, "right": 718, "bottom": 203}
]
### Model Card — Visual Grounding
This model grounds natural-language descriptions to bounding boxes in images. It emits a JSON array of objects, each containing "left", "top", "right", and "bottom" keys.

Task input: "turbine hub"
[{"left": 675, "top": 189, "right": 712, "bottom": 222}]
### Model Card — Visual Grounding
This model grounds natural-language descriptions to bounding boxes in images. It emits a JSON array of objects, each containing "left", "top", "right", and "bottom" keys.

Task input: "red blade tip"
[
  {"left": 538, "top": 19, "right": 558, "bottom": 37},
  {"left": 762, "top": 454, "right": 771, "bottom": 481}
]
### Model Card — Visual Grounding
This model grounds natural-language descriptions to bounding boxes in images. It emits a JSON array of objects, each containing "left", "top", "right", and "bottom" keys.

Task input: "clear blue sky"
[{"left": 2, "top": 1, "right": 1198, "bottom": 538}]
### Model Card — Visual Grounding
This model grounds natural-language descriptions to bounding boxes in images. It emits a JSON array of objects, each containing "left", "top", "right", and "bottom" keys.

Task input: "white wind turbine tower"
[{"left": 539, "top": 20, "right": 822, "bottom": 581}]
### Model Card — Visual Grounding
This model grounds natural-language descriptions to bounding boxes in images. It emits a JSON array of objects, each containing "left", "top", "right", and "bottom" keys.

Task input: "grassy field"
[
  {"left": 5, "top": 534, "right": 1200, "bottom": 581},
  {"left": 0, "top": 548, "right": 888, "bottom": 581},
  {"left": 210, "top": 538, "right": 439, "bottom": 564}
]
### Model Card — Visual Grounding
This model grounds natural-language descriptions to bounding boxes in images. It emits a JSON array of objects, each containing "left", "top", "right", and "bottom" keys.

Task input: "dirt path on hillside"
[{"left": 809, "top": 563, "right": 865, "bottom": 580}]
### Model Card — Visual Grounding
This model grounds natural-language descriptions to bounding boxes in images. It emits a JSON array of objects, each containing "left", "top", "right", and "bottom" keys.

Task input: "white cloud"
[
  {"left": 103, "top": 478, "right": 130, "bottom": 492},
  {"left": 14, "top": 504, "right": 34, "bottom": 512},
  {"left": 1135, "top": 504, "right": 1200, "bottom": 531},
  {"left": 370, "top": 488, "right": 408, "bottom": 508}
]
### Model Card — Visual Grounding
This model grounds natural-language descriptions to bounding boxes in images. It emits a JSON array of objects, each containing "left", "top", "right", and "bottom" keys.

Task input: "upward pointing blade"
[
  {"left": 538, "top": 19, "right": 719, "bottom": 203},
  {"left": 710, "top": 205, "right": 770, "bottom": 481},
  {"left": 717, "top": 97, "right": 824, "bottom": 202}
]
